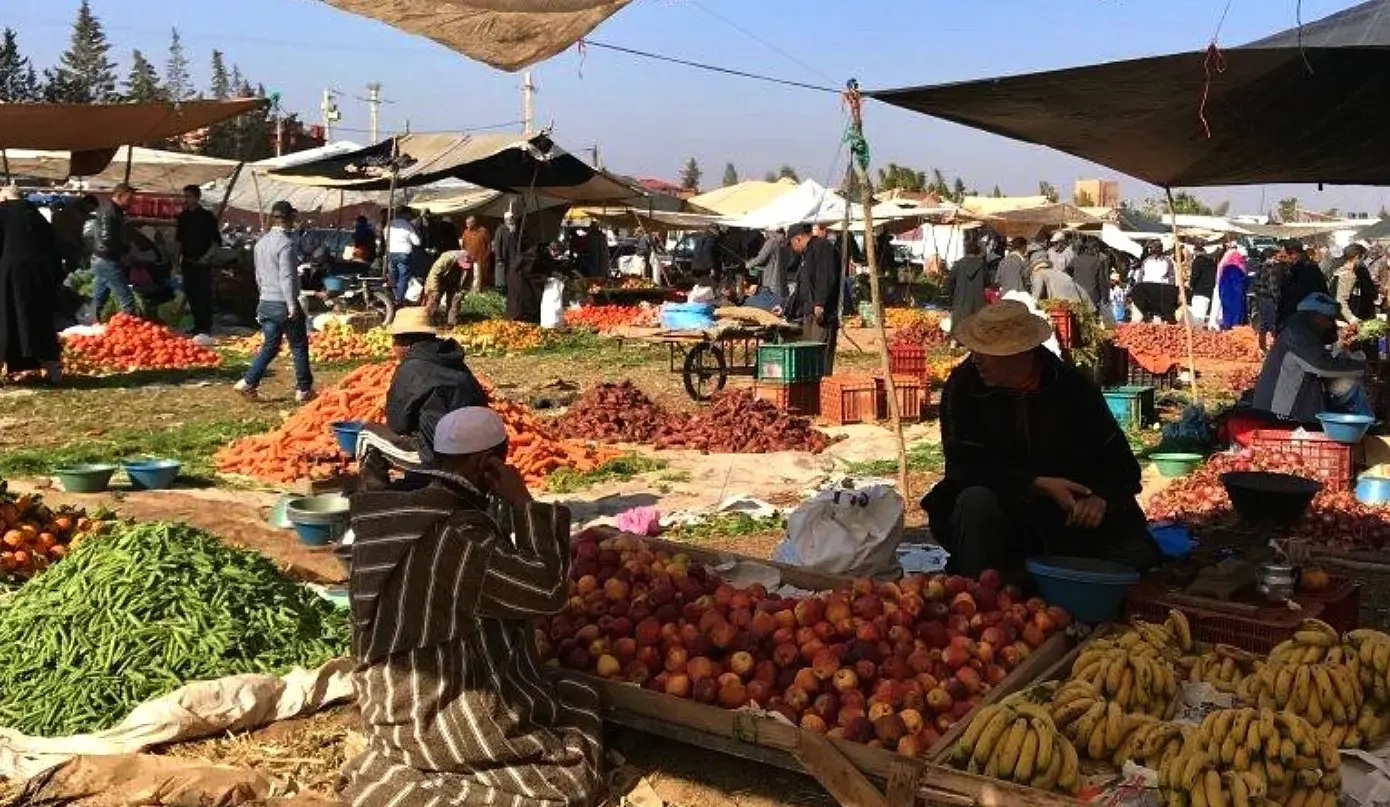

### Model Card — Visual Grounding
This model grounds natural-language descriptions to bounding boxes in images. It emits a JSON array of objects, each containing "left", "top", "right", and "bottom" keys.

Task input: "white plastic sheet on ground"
[{"left": 0, "top": 658, "right": 354, "bottom": 781}]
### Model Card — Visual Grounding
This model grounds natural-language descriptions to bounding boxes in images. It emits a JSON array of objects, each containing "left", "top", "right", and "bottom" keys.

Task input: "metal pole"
[
  {"left": 367, "top": 82, "right": 382, "bottom": 143},
  {"left": 250, "top": 169, "right": 266, "bottom": 232},
  {"left": 1165, "top": 187, "right": 1201, "bottom": 404},
  {"left": 385, "top": 136, "right": 400, "bottom": 279},
  {"left": 216, "top": 162, "right": 244, "bottom": 224},
  {"left": 522, "top": 73, "right": 534, "bottom": 136}
]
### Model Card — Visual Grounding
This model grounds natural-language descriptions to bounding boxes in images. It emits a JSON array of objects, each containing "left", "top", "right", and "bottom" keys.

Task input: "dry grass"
[{"left": 161, "top": 708, "right": 358, "bottom": 797}]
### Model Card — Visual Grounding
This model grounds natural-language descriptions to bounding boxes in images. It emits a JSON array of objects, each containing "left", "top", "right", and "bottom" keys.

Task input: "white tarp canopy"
[
  {"left": 726, "top": 180, "right": 852, "bottom": 230},
  {"left": 3, "top": 146, "right": 239, "bottom": 193},
  {"left": 210, "top": 141, "right": 394, "bottom": 213}
]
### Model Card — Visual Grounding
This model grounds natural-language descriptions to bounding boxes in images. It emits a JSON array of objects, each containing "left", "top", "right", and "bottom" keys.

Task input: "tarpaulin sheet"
[
  {"left": 321, "top": 0, "right": 631, "bottom": 71},
  {"left": 0, "top": 99, "right": 266, "bottom": 152},
  {"left": 2, "top": 147, "right": 240, "bottom": 193},
  {"left": 868, "top": 0, "right": 1390, "bottom": 188}
]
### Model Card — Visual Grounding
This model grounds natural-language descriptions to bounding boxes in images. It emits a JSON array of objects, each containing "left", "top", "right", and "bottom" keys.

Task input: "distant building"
[
  {"left": 634, "top": 177, "right": 694, "bottom": 199},
  {"left": 1073, "top": 178, "right": 1120, "bottom": 208}
]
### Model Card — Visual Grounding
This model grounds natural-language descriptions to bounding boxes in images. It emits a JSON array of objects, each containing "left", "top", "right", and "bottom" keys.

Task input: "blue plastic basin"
[
  {"left": 322, "top": 275, "right": 354, "bottom": 293},
  {"left": 660, "top": 302, "right": 716, "bottom": 330},
  {"left": 123, "top": 458, "right": 181, "bottom": 490},
  {"left": 330, "top": 421, "right": 364, "bottom": 455},
  {"left": 1356, "top": 475, "right": 1390, "bottom": 505},
  {"left": 1026, "top": 556, "right": 1139, "bottom": 622},
  {"left": 286, "top": 494, "right": 350, "bottom": 546},
  {"left": 1317, "top": 412, "right": 1374, "bottom": 444}
]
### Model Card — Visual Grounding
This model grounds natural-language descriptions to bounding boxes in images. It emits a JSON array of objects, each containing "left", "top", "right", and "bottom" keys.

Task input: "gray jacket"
[
  {"left": 1252, "top": 311, "right": 1364, "bottom": 422},
  {"left": 1032, "top": 268, "right": 1093, "bottom": 307},
  {"left": 747, "top": 232, "right": 791, "bottom": 299},
  {"left": 254, "top": 227, "right": 301, "bottom": 307},
  {"left": 994, "top": 252, "right": 1029, "bottom": 294}
]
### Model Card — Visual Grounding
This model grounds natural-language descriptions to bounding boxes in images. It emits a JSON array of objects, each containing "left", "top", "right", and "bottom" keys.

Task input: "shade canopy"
[
  {"left": 266, "top": 132, "right": 644, "bottom": 203},
  {"left": 321, "top": 0, "right": 630, "bottom": 71},
  {"left": 0, "top": 99, "right": 267, "bottom": 152},
  {"left": 725, "top": 180, "right": 852, "bottom": 230},
  {"left": 687, "top": 179, "right": 800, "bottom": 216},
  {"left": 3, "top": 147, "right": 239, "bottom": 193},
  {"left": 869, "top": 0, "right": 1390, "bottom": 188}
]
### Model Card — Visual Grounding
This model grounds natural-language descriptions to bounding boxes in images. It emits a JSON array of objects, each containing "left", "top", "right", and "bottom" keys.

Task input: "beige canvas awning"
[
  {"left": 687, "top": 178, "right": 799, "bottom": 216},
  {"left": 0, "top": 99, "right": 267, "bottom": 151},
  {"left": 2, "top": 147, "right": 239, "bottom": 193},
  {"left": 320, "top": 0, "right": 631, "bottom": 71}
]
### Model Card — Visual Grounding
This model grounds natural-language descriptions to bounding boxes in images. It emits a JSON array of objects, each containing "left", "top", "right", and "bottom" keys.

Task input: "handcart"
[{"left": 649, "top": 321, "right": 801, "bottom": 401}]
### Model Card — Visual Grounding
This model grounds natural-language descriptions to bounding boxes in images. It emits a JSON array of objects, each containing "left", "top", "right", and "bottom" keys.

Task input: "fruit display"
[
  {"left": 565, "top": 305, "right": 655, "bottom": 332},
  {"left": 452, "top": 320, "right": 546, "bottom": 355},
  {"left": 884, "top": 308, "right": 946, "bottom": 332},
  {"left": 888, "top": 315, "right": 949, "bottom": 350},
  {"left": 1186, "top": 645, "right": 1261, "bottom": 692},
  {"left": 555, "top": 381, "right": 669, "bottom": 444},
  {"left": 1064, "top": 625, "right": 1184, "bottom": 719},
  {"left": 224, "top": 322, "right": 393, "bottom": 363},
  {"left": 651, "top": 390, "right": 836, "bottom": 454},
  {"left": 948, "top": 698, "right": 1078, "bottom": 794},
  {"left": 540, "top": 531, "right": 1072, "bottom": 758},
  {"left": 925, "top": 351, "right": 967, "bottom": 385},
  {"left": 62, "top": 313, "right": 221, "bottom": 374},
  {"left": 1045, "top": 679, "right": 1136, "bottom": 761},
  {"left": 1114, "top": 323, "right": 1262, "bottom": 363},
  {"left": 0, "top": 482, "right": 108, "bottom": 579}
]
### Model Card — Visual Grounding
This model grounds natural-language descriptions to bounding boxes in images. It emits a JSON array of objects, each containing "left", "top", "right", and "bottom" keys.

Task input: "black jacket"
[
  {"left": 786, "top": 236, "right": 841, "bottom": 324},
  {"left": 1276, "top": 259, "right": 1331, "bottom": 329},
  {"left": 923, "top": 349, "right": 1145, "bottom": 527},
  {"left": 692, "top": 233, "right": 720, "bottom": 275},
  {"left": 1189, "top": 253, "right": 1217, "bottom": 299},
  {"left": 385, "top": 338, "right": 489, "bottom": 465},
  {"left": 947, "top": 255, "right": 988, "bottom": 324},
  {"left": 1069, "top": 251, "right": 1108, "bottom": 307},
  {"left": 92, "top": 200, "right": 128, "bottom": 262}
]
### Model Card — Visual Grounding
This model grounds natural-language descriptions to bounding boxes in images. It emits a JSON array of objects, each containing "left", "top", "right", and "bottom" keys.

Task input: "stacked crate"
[{"left": 753, "top": 342, "right": 828, "bottom": 417}]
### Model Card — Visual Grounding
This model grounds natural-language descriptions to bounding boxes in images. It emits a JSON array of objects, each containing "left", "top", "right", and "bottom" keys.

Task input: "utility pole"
[
  {"left": 587, "top": 144, "right": 601, "bottom": 169},
  {"left": 366, "top": 82, "right": 383, "bottom": 143},
  {"left": 320, "top": 88, "right": 340, "bottom": 142},
  {"left": 522, "top": 72, "right": 536, "bottom": 136}
]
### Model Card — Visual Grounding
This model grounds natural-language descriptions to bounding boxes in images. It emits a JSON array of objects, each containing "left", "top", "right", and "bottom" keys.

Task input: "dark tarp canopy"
[
  {"left": 868, "top": 0, "right": 1390, "bottom": 188},
  {"left": 266, "top": 132, "right": 646, "bottom": 203}
]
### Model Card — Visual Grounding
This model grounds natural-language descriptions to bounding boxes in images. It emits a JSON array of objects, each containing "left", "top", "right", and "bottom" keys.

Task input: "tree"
[
  {"left": 722, "top": 163, "right": 739, "bottom": 187},
  {"left": 951, "top": 177, "right": 967, "bottom": 203},
  {"left": 209, "top": 50, "right": 230, "bottom": 99},
  {"left": 990, "top": 185, "right": 1004, "bottom": 198},
  {"left": 930, "top": 168, "right": 948, "bottom": 197},
  {"left": 776, "top": 165, "right": 800, "bottom": 182},
  {"left": 1213, "top": 200, "right": 1231, "bottom": 216},
  {"left": 878, "top": 163, "right": 927, "bottom": 193},
  {"left": 165, "top": 28, "right": 192, "bottom": 101},
  {"left": 1277, "top": 197, "right": 1300, "bottom": 222},
  {"left": 0, "top": 29, "right": 40, "bottom": 102},
  {"left": 1038, "top": 181, "right": 1059, "bottom": 203},
  {"left": 1139, "top": 192, "right": 1212, "bottom": 218},
  {"left": 1075, "top": 189, "right": 1095, "bottom": 207},
  {"left": 43, "top": 0, "right": 118, "bottom": 102},
  {"left": 123, "top": 49, "right": 163, "bottom": 102},
  {"left": 678, "top": 158, "right": 702, "bottom": 191}
]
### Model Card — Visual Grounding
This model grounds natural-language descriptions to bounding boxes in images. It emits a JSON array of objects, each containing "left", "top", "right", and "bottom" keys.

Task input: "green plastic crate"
[
  {"left": 756, "top": 342, "right": 827, "bottom": 382},
  {"left": 1103, "top": 385, "right": 1156, "bottom": 430}
]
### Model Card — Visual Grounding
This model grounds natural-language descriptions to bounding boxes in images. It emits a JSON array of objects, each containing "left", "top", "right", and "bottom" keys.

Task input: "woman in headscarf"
[
  {"left": 0, "top": 186, "right": 63, "bottom": 382},
  {"left": 1208, "top": 245, "right": 1248, "bottom": 330}
]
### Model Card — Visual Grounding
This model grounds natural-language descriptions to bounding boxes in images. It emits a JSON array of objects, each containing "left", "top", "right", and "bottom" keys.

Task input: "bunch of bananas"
[
  {"left": 1069, "top": 641, "right": 1180, "bottom": 718},
  {"left": 1156, "top": 744, "right": 1271, "bottom": 807},
  {"left": 1269, "top": 619, "right": 1360, "bottom": 670},
  {"left": 1236, "top": 660, "right": 1364, "bottom": 747},
  {"left": 1344, "top": 628, "right": 1390, "bottom": 704},
  {"left": 1168, "top": 708, "right": 1341, "bottom": 807},
  {"left": 1087, "top": 610, "right": 1193, "bottom": 658},
  {"left": 1049, "top": 679, "right": 1135, "bottom": 760},
  {"left": 950, "top": 700, "right": 1080, "bottom": 794},
  {"left": 1115, "top": 719, "right": 1186, "bottom": 770},
  {"left": 1186, "top": 645, "right": 1260, "bottom": 692}
]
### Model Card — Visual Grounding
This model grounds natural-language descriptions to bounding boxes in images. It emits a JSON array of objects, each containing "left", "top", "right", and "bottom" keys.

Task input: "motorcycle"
[{"left": 298, "top": 246, "right": 396, "bottom": 328}]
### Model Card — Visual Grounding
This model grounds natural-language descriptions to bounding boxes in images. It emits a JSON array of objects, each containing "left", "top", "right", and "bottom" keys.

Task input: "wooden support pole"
[
  {"left": 1, "top": 149, "right": 9, "bottom": 183},
  {"left": 1165, "top": 187, "right": 1201, "bottom": 404},
  {"left": 216, "top": 162, "right": 244, "bottom": 225},
  {"left": 123, "top": 144, "right": 134, "bottom": 185}
]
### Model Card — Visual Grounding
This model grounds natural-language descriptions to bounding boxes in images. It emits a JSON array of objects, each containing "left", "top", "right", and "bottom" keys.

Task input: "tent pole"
[
  {"left": 385, "top": 136, "right": 400, "bottom": 278},
  {"left": 1, "top": 149, "right": 9, "bottom": 183},
  {"left": 123, "top": 145, "right": 133, "bottom": 185},
  {"left": 845, "top": 83, "right": 909, "bottom": 500},
  {"left": 337, "top": 188, "right": 345, "bottom": 229},
  {"left": 250, "top": 169, "right": 266, "bottom": 232},
  {"left": 1165, "top": 187, "right": 1201, "bottom": 404},
  {"left": 217, "top": 162, "right": 244, "bottom": 225}
]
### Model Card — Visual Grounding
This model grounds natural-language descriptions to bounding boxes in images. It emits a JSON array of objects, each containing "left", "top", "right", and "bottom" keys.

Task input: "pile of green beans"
[{"left": 0, "top": 521, "right": 349, "bottom": 736}]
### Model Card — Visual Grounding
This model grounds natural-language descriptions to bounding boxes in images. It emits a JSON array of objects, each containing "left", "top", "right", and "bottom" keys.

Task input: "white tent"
[
  {"left": 726, "top": 180, "right": 851, "bottom": 230},
  {"left": 3, "top": 146, "right": 239, "bottom": 193}
]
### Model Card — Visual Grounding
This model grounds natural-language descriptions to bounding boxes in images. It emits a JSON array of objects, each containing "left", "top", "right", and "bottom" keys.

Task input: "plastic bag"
[
  {"left": 404, "top": 278, "right": 424, "bottom": 304},
  {"left": 615, "top": 506, "right": 661, "bottom": 537},
  {"left": 540, "top": 276, "right": 566, "bottom": 329},
  {"left": 772, "top": 485, "right": 905, "bottom": 579}
]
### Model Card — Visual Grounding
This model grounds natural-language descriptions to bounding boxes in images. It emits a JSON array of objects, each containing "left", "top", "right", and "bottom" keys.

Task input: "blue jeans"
[
  {"left": 243, "top": 301, "right": 313, "bottom": 393},
  {"left": 389, "top": 253, "right": 412, "bottom": 303},
  {"left": 91, "top": 258, "right": 136, "bottom": 318},
  {"left": 1328, "top": 378, "right": 1374, "bottom": 418}
]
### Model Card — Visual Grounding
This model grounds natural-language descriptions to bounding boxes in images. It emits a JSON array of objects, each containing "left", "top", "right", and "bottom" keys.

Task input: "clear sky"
[{"left": 10, "top": 0, "right": 1384, "bottom": 215}]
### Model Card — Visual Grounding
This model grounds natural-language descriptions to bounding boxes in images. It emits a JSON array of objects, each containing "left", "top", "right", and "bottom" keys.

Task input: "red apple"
[
  {"left": 626, "top": 661, "right": 651, "bottom": 685},
  {"left": 984, "top": 664, "right": 1007, "bottom": 686},
  {"left": 950, "top": 592, "right": 978, "bottom": 618},
  {"left": 955, "top": 666, "right": 983, "bottom": 695},
  {"left": 686, "top": 656, "right": 715, "bottom": 681},
  {"left": 747, "top": 679, "right": 772, "bottom": 705},
  {"left": 718, "top": 680, "right": 749, "bottom": 709},
  {"left": 729, "top": 651, "right": 755, "bottom": 678},
  {"left": 840, "top": 688, "right": 867, "bottom": 713},
  {"left": 664, "top": 647, "right": 688, "bottom": 674},
  {"left": 783, "top": 685, "right": 811, "bottom": 712},
  {"left": 665, "top": 673, "right": 692, "bottom": 698},
  {"left": 793, "top": 668, "right": 821, "bottom": 694},
  {"left": 692, "top": 677, "right": 719, "bottom": 704},
  {"left": 944, "top": 575, "right": 969, "bottom": 596},
  {"left": 837, "top": 706, "right": 866, "bottom": 730},
  {"left": 800, "top": 713, "right": 828, "bottom": 734},
  {"left": 1046, "top": 606, "right": 1071, "bottom": 630},
  {"left": 832, "top": 667, "right": 860, "bottom": 693},
  {"left": 854, "top": 658, "right": 878, "bottom": 684},
  {"left": 750, "top": 611, "right": 778, "bottom": 638},
  {"left": 978, "top": 569, "right": 1002, "bottom": 590},
  {"left": 812, "top": 692, "right": 840, "bottom": 721},
  {"left": 1021, "top": 624, "right": 1046, "bottom": 649}
]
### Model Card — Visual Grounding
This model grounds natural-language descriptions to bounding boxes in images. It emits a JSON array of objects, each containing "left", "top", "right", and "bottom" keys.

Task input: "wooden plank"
[
  {"left": 926, "top": 631, "right": 1072, "bottom": 760},
  {"left": 885, "top": 758, "right": 923, "bottom": 807},
  {"left": 792, "top": 731, "right": 888, "bottom": 807}
]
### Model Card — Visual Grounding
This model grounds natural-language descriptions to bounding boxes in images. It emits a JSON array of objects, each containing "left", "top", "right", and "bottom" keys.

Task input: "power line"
[
  {"left": 683, "top": 0, "right": 839, "bottom": 87},
  {"left": 581, "top": 39, "right": 838, "bottom": 94}
]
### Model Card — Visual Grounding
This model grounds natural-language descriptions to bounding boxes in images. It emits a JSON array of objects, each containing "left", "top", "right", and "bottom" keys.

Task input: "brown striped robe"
[{"left": 339, "top": 473, "right": 603, "bottom": 807}]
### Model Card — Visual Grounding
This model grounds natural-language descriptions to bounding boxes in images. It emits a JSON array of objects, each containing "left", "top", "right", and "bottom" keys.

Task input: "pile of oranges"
[{"left": 63, "top": 314, "right": 222, "bottom": 374}]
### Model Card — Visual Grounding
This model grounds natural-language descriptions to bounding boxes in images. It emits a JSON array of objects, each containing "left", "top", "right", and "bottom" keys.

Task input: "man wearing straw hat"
[
  {"left": 384, "top": 307, "right": 488, "bottom": 467},
  {"left": 922, "top": 301, "right": 1159, "bottom": 585}
]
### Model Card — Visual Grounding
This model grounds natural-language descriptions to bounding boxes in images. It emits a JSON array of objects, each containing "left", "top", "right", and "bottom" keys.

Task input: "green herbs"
[
  {"left": 544, "top": 454, "right": 667, "bottom": 494},
  {"left": 0, "top": 521, "right": 348, "bottom": 736},
  {"left": 666, "top": 512, "right": 787, "bottom": 543}
]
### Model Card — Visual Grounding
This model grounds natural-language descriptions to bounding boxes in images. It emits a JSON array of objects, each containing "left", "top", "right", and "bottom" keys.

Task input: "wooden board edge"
[{"left": 792, "top": 731, "right": 889, "bottom": 807}]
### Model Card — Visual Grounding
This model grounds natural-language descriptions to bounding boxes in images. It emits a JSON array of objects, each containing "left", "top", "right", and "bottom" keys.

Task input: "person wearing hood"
[
  {"left": 385, "top": 308, "right": 489, "bottom": 467},
  {"left": 921, "top": 301, "right": 1159, "bottom": 585},
  {"left": 993, "top": 237, "right": 1030, "bottom": 295},
  {"left": 1275, "top": 240, "right": 1328, "bottom": 330},
  {"left": 946, "top": 235, "right": 988, "bottom": 330},
  {"left": 1030, "top": 259, "right": 1094, "bottom": 308},
  {"left": 1067, "top": 237, "right": 1109, "bottom": 311},
  {"left": 1207, "top": 245, "right": 1248, "bottom": 330},
  {"left": 1253, "top": 292, "right": 1370, "bottom": 424}
]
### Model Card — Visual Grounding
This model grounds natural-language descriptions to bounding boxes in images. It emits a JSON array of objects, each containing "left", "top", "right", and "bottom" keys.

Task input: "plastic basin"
[
  {"left": 54, "top": 463, "right": 118, "bottom": 493},
  {"left": 1220, "top": 471, "right": 1322, "bottom": 528},
  {"left": 660, "top": 302, "right": 716, "bottom": 330},
  {"left": 123, "top": 458, "right": 181, "bottom": 490},
  {"left": 1317, "top": 412, "right": 1374, "bottom": 444},
  {"left": 1150, "top": 453, "right": 1203, "bottom": 478},
  {"left": 1026, "top": 556, "right": 1139, "bottom": 622},
  {"left": 286, "top": 494, "right": 350, "bottom": 546},
  {"left": 322, "top": 275, "right": 354, "bottom": 293},
  {"left": 330, "top": 421, "right": 364, "bottom": 455},
  {"left": 1356, "top": 475, "right": 1390, "bottom": 505}
]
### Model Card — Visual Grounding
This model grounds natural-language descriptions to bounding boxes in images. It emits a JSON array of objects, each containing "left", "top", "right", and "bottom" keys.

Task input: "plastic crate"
[
  {"left": 1119, "top": 348, "right": 1179, "bottom": 391},
  {"left": 1048, "top": 309, "right": 1079, "bottom": 349},
  {"left": 888, "top": 343, "right": 928, "bottom": 378},
  {"left": 1294, "top": 576, "right": 1360, "bottom": 634},
  {"left": 756, "top": 342, "right": 827, "bottom": 383},
  {"left": 1102, "top": 386, "right": 1156, "bottom": 431},
  {"left": 753, "top": 380, "right": 819, "bottom": 417},
  {"left": 875, "top": 375, "right": 926, "bottom": 422},
  {"left": 1126, "top": 586, "right": 1323, "bottom": 654},
  {"left": 1249, "top": 429, "right": 1356, "bottom": 491},
  {"left": 819, "top": 375, "right": 879, "bottom": 425}
]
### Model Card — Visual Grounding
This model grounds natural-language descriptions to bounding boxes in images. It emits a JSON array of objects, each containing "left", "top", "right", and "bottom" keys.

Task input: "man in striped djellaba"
[{"left": 340, "top": 406, "right": 603, "bottom": 807}]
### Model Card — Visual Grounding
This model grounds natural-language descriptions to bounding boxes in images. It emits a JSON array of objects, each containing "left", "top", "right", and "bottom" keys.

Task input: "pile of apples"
[{"left": 537, "top": 529, "right": 1071, "bottom": 758}]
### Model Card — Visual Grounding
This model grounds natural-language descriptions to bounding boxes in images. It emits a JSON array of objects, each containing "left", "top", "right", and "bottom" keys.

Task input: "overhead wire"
[
  {"left": 682, "top": 0, "right": 840, "bottom": 88},
  {"left": 578, "top": 40, "right": 838, "bottom": 94}
]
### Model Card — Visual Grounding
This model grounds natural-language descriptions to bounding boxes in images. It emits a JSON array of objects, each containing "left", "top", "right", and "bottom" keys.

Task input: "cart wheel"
[
  {"left": 683, "top": 343, "right": 728, "bottom": 401},
  {"left": 369, "top": 291, "right": 396, "bottom": 327}
]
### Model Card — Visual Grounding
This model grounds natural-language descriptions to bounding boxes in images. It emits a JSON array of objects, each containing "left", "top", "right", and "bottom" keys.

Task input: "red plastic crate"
[
  {"left": 875, "top": 374, "right": 926, "bottom": 422},
  {"left": 753, "top": 381, "right": 819, "bottom": 417},
  {"left": 1249, "top": 429, "right": 1355, "bottom": 490},
  {"left": 1048, "top": 309, "right": 1079, "bottom": 349},
  {"left": 1294, "top": 576, "right": 1360, "bottom": 634},
  {"left": 1118, "top": 348, "right": 1179, "bottom": 390},
  {"left": 888, "top": 343, "right": 928, "bottom": 378},
  {"left": 1126, "top": 585, "right": 1322, "bottom": 654},
  {"left": 819, "top": 375, "right": 879, "bottom": 425}
]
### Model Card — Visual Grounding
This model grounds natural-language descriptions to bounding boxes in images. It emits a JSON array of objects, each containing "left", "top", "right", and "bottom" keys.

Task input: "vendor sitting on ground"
[
  {"left": 921, "top": 301, "right": 1160, "bottom": 585},
  {"left": 1252, "top": 292, "right": 1371, "bottom": 423},
  {"left": 342, "top": 406, "right": 603, "bottom": 807},
  {"left": 383, "top": 308, "right": 488, "bottom": 466}
]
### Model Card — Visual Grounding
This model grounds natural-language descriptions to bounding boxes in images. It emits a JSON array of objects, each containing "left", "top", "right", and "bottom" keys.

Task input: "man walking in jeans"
[
  {"left": 235, "top": 201, "right": 315, "bottom": 402},
  {"left": 90, "top": 183, "right": 138, "bottom": 319},
  {"left": 385, "top": 207, "right": 421, "bottom": 304}
]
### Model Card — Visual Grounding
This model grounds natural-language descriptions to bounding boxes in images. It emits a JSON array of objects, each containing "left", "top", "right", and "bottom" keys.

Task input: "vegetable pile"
[
  {"left": 488, "top": 396, "right": 621, "bottom": 486},
  {"left": 452, "top": 320, "right": 546, "bottom": 355},
  {"left": 653, "top": 390, "right": 836, "bottom": 454},
  {"left": 225, "top": 322, "right": 393, "bottom": 363},
  {"left": 889, "top": 316, "right": 949, "bottom": 350},
  {"left": 0, "top": 482, "right": 108, "bottom": 579},
  {"left": 62, "top": 314, "right": 221, "bottom": 373},
  {"left": 555, "top": 382, "right": 669, "bottom": 444},
  {"left": 566, "top": 305, "right": 655, "bottom": 332},
  {"left": 541, "top": 529, "right": 1070, "bottom": 758},
  {"left": 884, "top": 308, "right": 944, "bottom": 331},
  {"left": 1114, "top": 324, "right": 1262, "bottom": 363},
  {"left": 0, "top": 521, "right": 348, "bottom": 736}
]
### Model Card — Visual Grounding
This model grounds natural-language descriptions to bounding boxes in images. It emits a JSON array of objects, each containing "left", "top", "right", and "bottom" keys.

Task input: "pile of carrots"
[
  {"left": 216, "top": 362, "right": 617, "bottom": 485},
  {"left": 0, "top": 484, "right": 108, "bottom": 579},
  {"left": 565, "top": 305, "right": 654, "bottom": 332},
  {"left": 63, "top": 314, "right": 221, "bottom": 374},
  {"left": 224, "top": 323, "right": 393, "bottom": 363}
]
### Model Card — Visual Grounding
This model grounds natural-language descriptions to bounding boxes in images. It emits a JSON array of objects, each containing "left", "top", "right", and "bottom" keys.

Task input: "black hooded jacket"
[{"left": 385, "top": 338, "right": 489, "bottom": 463}]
